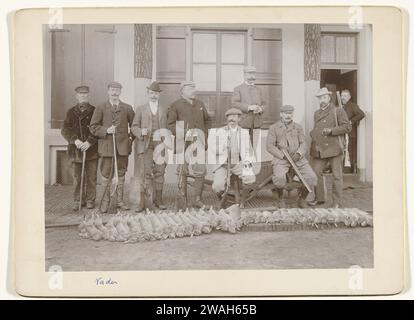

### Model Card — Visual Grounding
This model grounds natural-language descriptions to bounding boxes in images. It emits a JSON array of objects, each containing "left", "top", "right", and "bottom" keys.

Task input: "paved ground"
[{"left": 45, "top": 174, "right": 373, "bottom": 271}]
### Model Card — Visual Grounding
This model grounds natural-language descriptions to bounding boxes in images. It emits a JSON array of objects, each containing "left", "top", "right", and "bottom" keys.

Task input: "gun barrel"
[{"left": 282, "top": 149, "right": 312, "bottom": 193}]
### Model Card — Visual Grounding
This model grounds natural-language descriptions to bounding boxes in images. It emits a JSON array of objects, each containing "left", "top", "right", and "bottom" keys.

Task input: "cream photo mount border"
[{"left": 12, "top": 6, "right": 406, "bottom": 297}]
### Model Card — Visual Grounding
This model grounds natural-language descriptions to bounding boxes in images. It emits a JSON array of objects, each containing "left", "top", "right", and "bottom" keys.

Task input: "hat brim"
[
  {"left": 315, "top": 92, "right": 332, "bottom": 97},
  {"left": 146, "top": 87, "right": 162, "bottom": 92},
  {"left": 226, "top": 113, "right": 242, "bottom": 117}
]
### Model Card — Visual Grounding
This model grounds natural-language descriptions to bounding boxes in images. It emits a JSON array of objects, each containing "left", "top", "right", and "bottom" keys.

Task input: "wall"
[
  {"left": 252, "top": 24, "right": 306, "bottom": 162},
  {"left": 357, "top": 25, "right": 373, "bottom": 183},
  {"left": 113, "top": 24, "right": 136, "bottom": 182},
  {"left": 282, "top": 25, "right": 305, "bottom": 127}
]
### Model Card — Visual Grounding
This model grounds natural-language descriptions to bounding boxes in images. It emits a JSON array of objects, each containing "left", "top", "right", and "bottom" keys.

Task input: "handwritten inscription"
[{"left": 95, "top": 277, "right": 118, "bottom": 286}]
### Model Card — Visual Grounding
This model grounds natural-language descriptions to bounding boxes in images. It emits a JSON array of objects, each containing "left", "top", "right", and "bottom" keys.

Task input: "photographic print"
[
  {"left": 12, "top": 6, "right": 405, "bottom": 297},
  {"left": 43, "top": 22, "right": 373, "bottom": 271}
]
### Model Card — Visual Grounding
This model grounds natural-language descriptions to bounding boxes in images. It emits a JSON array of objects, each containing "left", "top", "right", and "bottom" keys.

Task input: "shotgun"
[
  {"left": 281, "top": 149, "right": 312, "bottom": 193},
  {"left": 176, "top": 124, "right": 189, "bottom": 209},
  {"left": 336, "top": 91, "right": 351, "bottom": 167}
]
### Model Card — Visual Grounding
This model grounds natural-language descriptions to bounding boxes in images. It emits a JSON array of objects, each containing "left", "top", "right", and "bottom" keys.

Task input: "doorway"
[{"left": 320, "top": 69, "right": 358, "bottom": 173}]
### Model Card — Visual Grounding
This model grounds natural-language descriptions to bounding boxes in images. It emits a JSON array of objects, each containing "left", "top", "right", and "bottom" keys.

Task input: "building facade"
[{"left": 43, "top": 23, "right": 373, "bottom": 188}]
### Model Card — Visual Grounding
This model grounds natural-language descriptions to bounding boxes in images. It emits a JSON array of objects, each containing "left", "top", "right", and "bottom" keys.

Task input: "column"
[
  {"left": 303, "top": 24, "right": 321, "bottom": 139},
  {"left": 128, "top": 24, "right": 154, "bottom": 207}
]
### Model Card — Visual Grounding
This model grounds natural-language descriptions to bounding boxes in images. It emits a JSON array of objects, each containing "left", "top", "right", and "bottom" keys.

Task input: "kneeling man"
[
  {"left": 212, "top": 108, "right": 256, "bottom": 201},
  {"left": 266, "top": 105, "right": 317, "bottom": 208}
]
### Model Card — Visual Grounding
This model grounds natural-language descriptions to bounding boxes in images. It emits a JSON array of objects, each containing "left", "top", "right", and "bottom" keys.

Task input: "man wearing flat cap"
[
  {"left": 167, "top": 81, "right": 210, "bottom": 208},
  {"left": 231, "top": 65, "right": 266, "bottom": 138},
  {"left": 309, "top": 87, "right": 352, "bottom": 208},
  {"left": 90, "top": 81, "right": 135, "bottom": 212},
  {"left": 211, "top": 107, "right": 256, "bottom": 207},
  {"left": 131, "top": 81, "right": 168, "bottom": 212},
  {"left": 61, "top": 86, "right": 99, "bottom": 210},
  {"left": 266, "top": 105, "right": 317, "bottom": 208}
]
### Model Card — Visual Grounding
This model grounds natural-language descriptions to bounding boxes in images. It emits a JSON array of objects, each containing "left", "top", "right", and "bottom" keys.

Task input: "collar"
[
  {"left": 320, "top": 103, "right": 330, "bottom": 111},
  {"left": 180, "top": 97, "right": 194, "bottom": 105},
  {"left": 77, "top": 103, "right": 88, "bottom": 110},
  {"left": 245, "top": 81, "right": 255, "bottom": 86},
  {"left": 149, "top": 101, "right": 158, "bottom": 115},
  {"left": 281, "top": 120, "right": 293, "bottom": 127},
  {"left": 109, "top": 100, "right": 120, "bottom": 108}
]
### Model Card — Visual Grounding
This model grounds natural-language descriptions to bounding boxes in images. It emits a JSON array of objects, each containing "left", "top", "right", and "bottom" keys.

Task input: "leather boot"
[
  {"left": 277, "top": 188, "right": 287, "bottom": 208},
  {"left": 193, "top": 177, "right": 205, "bottom": 208},
  {"left": 100, "top": 177, "right": 111, "bottom": 213},
  {"left": 154, "top": 190, "right": 167, "bottom": 210},
  {"left": 116, "top": 176, "right": 129, "bottom": 211},
  {"left": 298, "top": 187, "right": 309, "bottom": 208},
  {"left": 240, "top": 187, "right": 250, "bottom": 209},
  {"left": 135, "top": 191, "right": 145, "bottom": 212}
]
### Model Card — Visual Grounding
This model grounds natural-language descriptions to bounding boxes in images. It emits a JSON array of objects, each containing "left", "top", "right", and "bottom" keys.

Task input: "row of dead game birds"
[{"left": 78, "top": 205, "right": 373, "bottom": 242}]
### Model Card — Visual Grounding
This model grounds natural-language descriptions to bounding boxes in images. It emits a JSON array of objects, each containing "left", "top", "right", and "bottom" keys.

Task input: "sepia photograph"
[{"left": 42, "top": 22, "right": 374, "bottom": 272}]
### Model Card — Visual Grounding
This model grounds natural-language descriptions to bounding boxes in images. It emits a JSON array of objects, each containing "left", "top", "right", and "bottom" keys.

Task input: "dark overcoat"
[
  {"left": 310, "top": 103, "right": 352, "bottom": 159},
  {"left": 61, "top": 103, "right": 98, "bottom": 162},
  {"left": 89, "top": 100, "right": 135, "bottom": 157},
  {"left": 343, "top": 101, "right": 365, "bottom": 138}
]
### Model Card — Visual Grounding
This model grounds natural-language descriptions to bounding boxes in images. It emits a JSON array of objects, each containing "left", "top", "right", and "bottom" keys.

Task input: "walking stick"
[
  {"left": 111, "top": 130, "right": 119, "bottom": 195},
  {"left": 219, "top": 128, "right": 232, "bottom": 209},
  {"left": 78, "top": 150, "right": 86, "bottom": 212},
  {"left": 109, "top": 130, "right": 119, "bottom": 204}
]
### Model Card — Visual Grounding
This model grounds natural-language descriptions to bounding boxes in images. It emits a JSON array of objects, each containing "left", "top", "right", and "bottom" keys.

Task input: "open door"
[{"left": 320, "top": 69, "right": 358, "bottom": 173}]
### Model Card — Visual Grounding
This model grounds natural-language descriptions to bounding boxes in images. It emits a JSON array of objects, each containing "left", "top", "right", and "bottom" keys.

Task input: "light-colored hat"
[
  {"left": 243, "top": 65, "right": 256, "bottom": 73},
  {"left": 146, "top": 81, "right": 162, "bottom": 92},
  {"left": 107, "top": 81, "right": 122, "bottom": 89},
  {"left": 180, "top": 81, "right": 195, "bottom": 90},
  {"left": 315, "top": 87, "right": 332, "bottom": 97},
  {"left": 75, "top": 85, "right": 89, "bottom": 93},
  {"left": 280, "top": 105, "right": 295, "bottom": 113},
  {"left": 225, "top": 108, "right": 242, "bottom": 117}
]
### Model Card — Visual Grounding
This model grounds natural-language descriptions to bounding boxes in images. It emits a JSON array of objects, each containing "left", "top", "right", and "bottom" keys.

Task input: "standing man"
[
  {"left": 231, "top": 65, "right": 266, "bottom": 139},
  {"left": 340, "top": 89, "right": 365, "bottom": 173},
  {"left": 266, "top": 105, "right": 317, "bottom": 208},
  {"left": 131, "top": 81, "right": 167, "bottom": 212},
  {"left": 61, "top": 86, "right": 98, "bottom": 211},
  {"left": 309, "top": 87, "right": 352, "bottom": 208},
  {"left": 89, "top": 81, "right": 135, "bottom": 213},
  {"left": 167, "top": 81, "right": 210, "bottom": 208},
  {"left": 211, "top": 108, "right": 256, "bottom": 205}
]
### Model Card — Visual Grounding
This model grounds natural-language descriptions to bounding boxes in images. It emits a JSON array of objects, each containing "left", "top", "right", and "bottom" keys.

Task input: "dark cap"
[
  {"left": 280, "top": 105, "right": 295, "bottom": 113},
  {"left": 225, "top": 108, "right": 242, "bottom": 117},
  {"left": 75, "top": 85, "right": 89, "bottom": 93},
  {"left": 107, "top": 81, "right": 122, "bottom": 89}
]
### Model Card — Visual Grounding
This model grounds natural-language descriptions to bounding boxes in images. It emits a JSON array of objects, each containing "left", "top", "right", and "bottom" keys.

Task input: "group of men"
[{"left": 61, "top": 65, "right": 364, "bottom": 213}]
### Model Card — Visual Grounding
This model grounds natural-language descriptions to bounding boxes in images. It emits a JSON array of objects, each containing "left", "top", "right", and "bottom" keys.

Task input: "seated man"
[
  {"left": 211, "top": 108, "right": 256, "bottom": 203},
  {"left": 266, "top": 105, "right": 317, "bottom": 208}
]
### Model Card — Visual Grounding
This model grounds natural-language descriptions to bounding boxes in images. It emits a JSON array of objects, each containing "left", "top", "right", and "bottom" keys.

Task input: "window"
[
  {"left": 192, "top": 31, "right": 246, "bottom": 93},
  {"left": 321, "top": 33, "right": 358, "bottom": 66}
]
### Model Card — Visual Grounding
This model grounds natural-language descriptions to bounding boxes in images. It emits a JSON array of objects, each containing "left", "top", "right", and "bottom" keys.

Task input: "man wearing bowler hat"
[
  {"left": 231, "top": 65, "right": 266, "bottom": 138},
  {"left": 90, "top": 81, "right": 135, "bottom": 212},
  {"left": 309, "top": 87, "right": 351, "bottom": 208},
  {"left": 61, "top": 85, "right": 98, "bottom": 210},
  {"left": 131, "top": 81, "right": 168, "bottom": 212},
  {"left": 266, "top": 105, "right": 317, "bottom": 208}
]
